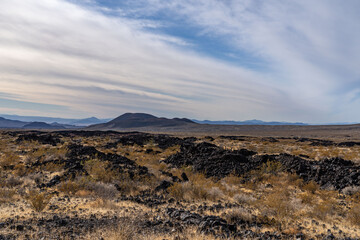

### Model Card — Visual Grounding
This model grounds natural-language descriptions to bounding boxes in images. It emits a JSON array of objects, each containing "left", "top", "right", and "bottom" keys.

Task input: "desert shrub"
[
  {"left": 288, "top": 197, "right": 305, "bottom": 212},
  {"left": 42, "top": 162, "right": 65, "bottom": 172},
  {"left": 26, "top": 190, "right": 52, "bottom": 212},
  {"left": 187, "top": 183, "right": 210, "bottom": 200},
  {"left": 222, "top": 174, "right": 243, "bottom": 185},
  {"left": 233, "top": 193, "right": 256, "bottom": 204},
  {"left": 258, "top": 188, "right": 295, "bottom": 219},
  {"left": 168, "top": 182, "right": 187, "bottom": 200},
  {"left": 88, "top": 218, "right": 139, "bottom": 240},
  {"left": 85, "top": 159, "right": 114, "bottom": 183},
  {"left": 75, "top": 190, "right": 93, "bottom": 198},
  {"left": 303, "top": 181, "right": 319, "bottom": 194},
  {"left": 27, "top": 147, "right": 48, "bottom": 161},
  {"left": 348, "top": 203, "right": 360, "bottom": 226},
  {"left": 288, "top": 173, "right": 304, "bottom": 187},
  {"left": 225, "top": 207, "right": 253, "bottom": 224},
  {"left": 0, "top": 151, "right": 20, "bottom": 167},
  {"left": 58, "top": 180, "right": 80, "bottom": 195},
  {"left": 90, "top": 198, "right": 118, "bottom": 209},
  {"left": 111, "top": 174, "right": 145, "bottom": 195},
  {"left": 259, "top": 161, "right": 283, "bottom": 175},
  {"left": 298, "top": 192, "right": 315, "bottom": 205},
  {"left": 0, "top": 188, "right": 16, "bottom": 204},
  {"left": 207, "top": 187, "right": 224, "bottom": 201},
  {"left": 14, "top": 163, "right": 26, "bottom": 177},
  {"left": 89, "top": 182, "right": 118, "bottom": 199},
  {"left": 168, "top": 182, "right": 211, "bottom": 201},
  {"left": 310, "top": 199, "right": 337, "bottom": 221},
  {"left": 6, "top": 176, "right": 23, "bottom": 188}
]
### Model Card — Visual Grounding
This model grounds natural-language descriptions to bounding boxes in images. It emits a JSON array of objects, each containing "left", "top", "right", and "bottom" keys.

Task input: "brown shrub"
[
  {"left": 0, "top": 151, "right": 20, "bottom": 167},
  {"left": 310, "top": 199, "right": 337, "bottom": 221},
  {"left": 0, "top": 188, "right": 16, "bottom": 204},
  {"left": 89, "top": 182, "right": 118, "bottom": 199},
  {"left": 168, "top": 182, "right": 213, "bottom": 201},
  {"left": 26, "top": 190, "right": 52, "bottom": 212},
  {"left": 85, "top": 159, "right": 114, "bottom": 183},
  {"left": 225, "top": 207, "right": 253, "bottom": 224},
  {"left": 90, "top": 198, "right": 117, "bottom": 209},
  {"left": 259, "top": 161, "right": 283, "bottom": 175},
  {"left": 6, "top": 176, "right": 23, "bottom": 188},
  {"left": 14, "top": 163, "right": 27, "bottom": 177},
  {"left": 258, "top": 188, "right": 294, "bottom": 219},
  {"left": 233, "top": 193, "right": 256, "bottom": 204},
  {"left": 58, "top": 180, "right": 80, "bottom": 195},
  {"left": 303, "top": 180, "right": 319, "bottom": 194},
  {"left": 298, "top": 192, "right": 315, "bottom": 205},
  {"left": 43, "top": 162, "right": 65, "bottom": 172}
]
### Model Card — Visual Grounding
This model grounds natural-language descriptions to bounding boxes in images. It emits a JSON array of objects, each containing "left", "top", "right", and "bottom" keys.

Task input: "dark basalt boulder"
[
  {"left": 154, "top": 180, "right": 173, "bottom": 192},
  {"left": 16, "top": 133, "right": 61, "bottom": 146},
  {"left": 165, "top": 142, "right": 258, "bottom": 178},
  {"left": 165, "top": 141, "right": 360, "bottom": 190}
]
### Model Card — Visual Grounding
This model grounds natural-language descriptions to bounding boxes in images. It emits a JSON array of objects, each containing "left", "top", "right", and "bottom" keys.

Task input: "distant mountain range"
[
  {"left": 0, "top": 117, "right": 78, "bottom": 129},
  {"left": 0, "top": 117, "right": 28, "bottom": 128},
  {"left": 0, "top": 113, "right": 358, "bottom": 130},
  {"left": 0, "top": 114, "right": 111, "bottom": 126},
  {"left": 192, "top": 119, "right": 308, "bottom": 125},
  {"left": 22, "top": 122, "right": 65, "bottom": 129}
]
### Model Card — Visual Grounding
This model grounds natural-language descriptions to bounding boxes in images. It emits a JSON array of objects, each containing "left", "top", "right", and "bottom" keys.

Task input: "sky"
[{"left": 0, "top": 0, "right": 360, "bottom": 123}]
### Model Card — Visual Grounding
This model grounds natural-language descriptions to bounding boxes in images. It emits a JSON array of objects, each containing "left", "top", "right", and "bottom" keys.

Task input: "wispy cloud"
[
  {"left": 113, "top": 0, "right": 360, "bottom": 122},
  {"left": 0, "top": 0, "right": 359, "bottom": 122}
]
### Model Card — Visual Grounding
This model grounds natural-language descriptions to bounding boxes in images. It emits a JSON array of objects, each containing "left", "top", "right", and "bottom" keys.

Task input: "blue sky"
[{"left": 0, "top": 0, "right": 360, "bottom": 123}]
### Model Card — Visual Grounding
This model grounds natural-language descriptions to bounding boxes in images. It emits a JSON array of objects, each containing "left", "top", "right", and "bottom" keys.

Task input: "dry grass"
[
  {"left": 302, "top": 180, "right": 319, "bottom": 194},
  {"left": 348, "top": 203, "right": 360, "bottom": 226},
  {"left": 0, "top": 151, "right": 20, "bottom": 167},
  {"left": 25, "top": 190, "right": 52, "bottom": 212},
  {"left": 84, "top": 159, "right": 115, "bottom": 183},
  {"left": 88, "top": 221, "right": 217, "bottom": 240},
  {"left": 0, "top": 188, "right": 16, "bottom": 204},
  {"left": 225, "top": 207, "right": 253, "bottom": 224},
  {"left": 90, "top": 198, "right": 118, "bottom": 209},
  {"left": 168, "top": 171, "right": 224, "bottom": 201}
]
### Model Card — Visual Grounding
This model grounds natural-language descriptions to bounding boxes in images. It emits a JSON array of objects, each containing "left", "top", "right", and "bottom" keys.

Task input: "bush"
[
  {"left": 233, "top": 193, "right": 256, "bottom": 204},
  {"left": 259, "top": 161, "right": 283, "bottom": 175},
  {"left": 310, "top": 199, "right": 337, "bottom": 221},
  {"left": 0, "top": 188, "right": 16, "bottom": 204},
  {"left": 58, "top": 180, "right": 80, "bottom": 195},
  {"left": 6, "top": 176, "right": 23, "bottom": 188},
  {"left": 303, "top": 181, "right": 319, "bottom": 194},
  {"left": 168, "top": 182, "right": 210, "bottom": 201},
  {"left": 0, "top": 152, "right": 20, "bottom": 167},
  {"left": 258, "top": 189, "right": 294, "bottom": 219},
  {"left": 26, "top": 190, "right": 52, "bottom": 212},
  {"left": 89, "top": 182, "right": 118, "bottom": 199},
  {"left": 89, "top": 218, "right": 138, "bottom": 240},
  {"left": 85, "top": 159, "right": 114, "bottom": 183},
  {"left": 14, "top": 163, "right": 26, "bottom": 176},
  {"left": 226, "top": 207, "right": 253, "bottom": 224}
]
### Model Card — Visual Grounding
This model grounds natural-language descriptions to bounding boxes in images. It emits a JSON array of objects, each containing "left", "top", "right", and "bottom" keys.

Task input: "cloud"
[
  {"left": 115, "top": 0, "right": 360, "bottom": 122},
  {"left": 0, "top": 0, "right": 358, "bottom": 122}
]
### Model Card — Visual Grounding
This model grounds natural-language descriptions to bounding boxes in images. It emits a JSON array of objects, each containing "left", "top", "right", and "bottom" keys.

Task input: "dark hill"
[
  {"left": 71, "top": 117, "right": 108, "bottom": 126},
  {"left": 23, "top": 122, "right": 65, "bottom": 129},
  {"left": 0, "top": 117, "right": 27, "bottom": 128},
  {"left": 88, "top": 113, "right": 196, "bottom": 129}
]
